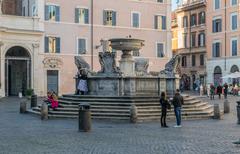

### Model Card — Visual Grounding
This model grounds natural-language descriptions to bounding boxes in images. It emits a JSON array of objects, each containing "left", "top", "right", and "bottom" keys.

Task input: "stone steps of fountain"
[{"left": 28, "top": 94, "right": 214, "bottom": 122}]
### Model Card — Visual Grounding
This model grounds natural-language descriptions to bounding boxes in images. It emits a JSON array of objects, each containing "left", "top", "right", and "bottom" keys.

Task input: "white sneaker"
[{"left": 174, "top": 125, "right": 182, "bottom": 128}]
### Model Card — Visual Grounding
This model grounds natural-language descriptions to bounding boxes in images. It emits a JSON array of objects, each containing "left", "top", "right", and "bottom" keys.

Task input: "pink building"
[
  {"left": 206, "top": 0, "right": 240, "bottom": 85},
  {"left": 0, "top": 0, "right": 172, "bottom": 96}
]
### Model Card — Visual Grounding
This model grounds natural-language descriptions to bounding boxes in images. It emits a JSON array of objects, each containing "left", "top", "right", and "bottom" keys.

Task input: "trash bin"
[
  {"left": 237, "top": 101, "right": 240, "bottom": 124},
  {"left": 79, "top": 103, "right": 91, "bottom": 132},
  {"left": 31, "top": 94, "right": 37, "bottom": 108}
]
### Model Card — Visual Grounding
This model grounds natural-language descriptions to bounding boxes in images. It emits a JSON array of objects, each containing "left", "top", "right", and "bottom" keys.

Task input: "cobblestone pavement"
[{"left": 0, "top": 96, "right": 239, "bottom": 154}]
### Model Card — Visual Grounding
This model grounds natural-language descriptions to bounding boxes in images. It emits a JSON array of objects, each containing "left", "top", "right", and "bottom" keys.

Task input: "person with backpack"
[
  {"left": 159, "top": 92, "right": 170, "bottom": 128},
  {"left": 172, "top": 89, "right": 184, "bottom": 128}
]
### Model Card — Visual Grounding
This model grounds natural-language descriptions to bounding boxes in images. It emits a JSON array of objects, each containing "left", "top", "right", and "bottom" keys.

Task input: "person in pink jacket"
[{"left": 46, "top": 91, "right": 59, "bottom": 110}]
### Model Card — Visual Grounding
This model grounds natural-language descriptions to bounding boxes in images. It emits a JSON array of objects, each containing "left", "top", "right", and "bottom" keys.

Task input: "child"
[{"left": 46, "top": 91, "right": 59, "bottom": 110}]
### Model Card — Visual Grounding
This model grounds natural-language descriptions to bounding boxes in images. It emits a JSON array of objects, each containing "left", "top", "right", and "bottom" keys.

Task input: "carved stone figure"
[
  {"left": 98, "top": 52, "right": 120, "bottom": 74},
  {"left": 43, "top": 57, "right": 63, "bottom": 68},
  {"left": 74, "top": 56, "right": 90, "bottom": 71},
  {"left": 135, "top": 58, "right": 149, "bottom": 75},
  {"left": 160, "top": 55, "right": 181, "bottom": 77}
]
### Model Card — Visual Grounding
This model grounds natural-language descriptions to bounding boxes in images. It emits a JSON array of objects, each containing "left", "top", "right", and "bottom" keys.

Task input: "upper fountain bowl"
[{"left": 109, "top": 38, "right": 144, "bottom": 51}]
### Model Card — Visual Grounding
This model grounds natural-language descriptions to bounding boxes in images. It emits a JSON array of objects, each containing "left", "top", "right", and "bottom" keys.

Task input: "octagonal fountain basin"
[{"left": 109, "top": 38, "right": 144, "bottom": 51}]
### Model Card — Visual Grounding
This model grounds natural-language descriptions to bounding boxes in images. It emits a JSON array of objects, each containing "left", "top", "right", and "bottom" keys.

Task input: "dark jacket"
[
  {"left": 172, "top": 93, "right": 184, "bottom": 108},
  {"left": 217, "top": 86, "right": 222, "bottom": 94},
  {"left": 160, "top": 98, "right": 169, "bottom": 110}
]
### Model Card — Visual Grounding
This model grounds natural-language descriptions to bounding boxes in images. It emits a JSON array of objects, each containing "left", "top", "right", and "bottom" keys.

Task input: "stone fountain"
[{"left": 75, "top": 38, "right": 181, "bottom": 97}]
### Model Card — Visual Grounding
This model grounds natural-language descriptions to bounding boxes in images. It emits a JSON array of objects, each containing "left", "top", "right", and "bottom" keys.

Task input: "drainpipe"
[
  {"left": 224, "top": 0, "right": 226, "bottom": 71},
  {"left": 90, "top": 0, "right": 94, "bottom": 71}
]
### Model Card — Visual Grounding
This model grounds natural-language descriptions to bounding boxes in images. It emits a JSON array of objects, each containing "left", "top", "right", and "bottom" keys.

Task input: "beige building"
[
  {"left": 206, "top": 0, "right": 240, "bottom": 85},
  {"left": 0, "top": 0, "right": 172, "bottom": 97},
  {"left": 172, "top": 0, "right": 206, "bottom": 90}
]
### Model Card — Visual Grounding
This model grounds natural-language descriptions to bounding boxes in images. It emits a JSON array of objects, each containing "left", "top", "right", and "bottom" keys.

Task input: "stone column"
[{"left": 119, "top": 51, "right": 135, "bottom": 76}]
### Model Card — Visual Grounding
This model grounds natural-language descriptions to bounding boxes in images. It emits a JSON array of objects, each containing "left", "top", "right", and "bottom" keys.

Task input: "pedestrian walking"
[
  {"left": 217, "top": 84, "right": 222, "bottom": 99},
  {"left": 172, "top": 89, "right": 184, "bottom": 128},
  {"left": 210, "top": 84, "right": 215, "bottom": 100},
  {"left": 223, "top": 83, "right": 228, "bottom": 99},
  {"left": 159, "top": 92, "right": 170, "bottom": 128}
]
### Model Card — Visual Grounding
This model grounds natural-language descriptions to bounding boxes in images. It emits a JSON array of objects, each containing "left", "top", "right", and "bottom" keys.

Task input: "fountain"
[{"left": 75, "top": 38, "right": 181, "bottom": 97}]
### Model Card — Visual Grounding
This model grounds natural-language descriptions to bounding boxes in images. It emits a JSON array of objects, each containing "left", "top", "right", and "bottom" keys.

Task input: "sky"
[{"left": 172, "top": 0, "right": 178, "bottom": 10}]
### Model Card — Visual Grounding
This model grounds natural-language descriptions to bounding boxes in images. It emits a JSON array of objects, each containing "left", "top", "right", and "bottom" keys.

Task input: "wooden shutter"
[
  {"left": 85, "top": 9, "right": 89, "bottom": 24},
  {"left": 56, "top": 37, "right": 61, "bottom": 53},
  {"left": 154, "top": 16, "right": 158, "bottom": 29},
  {"left": 78, "top": 39, "right": 86, "bottom": 54},
  {"left": 103, "top": 10, "right": 107, "bottom": 25},
  {"left": 75, "top": 8, "right": 79, "bottom": 23},
  {"left": 162, "top": 16, "right": 166, "bottom": 30},
  {"left": 45, "top": 5, "right": 49, "bottom": 20},
  {"left": 112, "top": 11, "right": 116, "bottom": 26},
  {"left": 45, "top": 37, "right": 49, "bottom": 53},
  {"left": 56, "top": 6, "right": 60, "bottom": 22}
]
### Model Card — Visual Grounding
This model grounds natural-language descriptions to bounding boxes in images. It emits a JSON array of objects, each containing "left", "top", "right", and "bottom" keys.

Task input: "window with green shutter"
[
  {"left": 75, "top": 8, "right": 89, "bottom": 24},
  {"left": 78, "top": 39, "right": 87, "bottom": 54},
  {"left": 103, "top": 10, "right": 116, "bottom": 26}
]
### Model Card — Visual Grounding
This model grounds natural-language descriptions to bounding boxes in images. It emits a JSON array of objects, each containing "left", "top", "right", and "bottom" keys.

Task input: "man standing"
[{"left": 172, "top": 89, "right": 184, "bottom": 127}]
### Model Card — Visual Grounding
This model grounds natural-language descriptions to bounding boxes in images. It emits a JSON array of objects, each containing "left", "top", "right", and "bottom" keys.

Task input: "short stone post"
[
  {"left": 130, "top": 104, "right": 138, "bottom": 123},
  {"left": 213, "top": 104, "right": 222, "bottom": 119},
  {"left": 78, "top": 104, "right": 91, "bottom": 132},
  {"left": 237, "top": 101, "right": 240, "bottom": 124},
  {"left": 41, "top": 102, "right": 48, "bottom": 120},
  {"left": 200, "top": 84, "right": 203, "bottom": 96},
  {"left": 224, "top": 99, "right": 230, "bottom": 113},
  {"left": 20, "top": 101, "right": 27, "bottom": 113}
]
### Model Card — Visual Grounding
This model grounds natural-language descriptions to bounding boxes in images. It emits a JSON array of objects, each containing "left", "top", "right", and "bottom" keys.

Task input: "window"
[
  {"left": 191, "top": 33, "right": 196, "bottom": 47},
  {"left": 231, "top": 38, "right": 238, "bottom": 56},
  {"left": 192, "top": 55, "right": 196, "bottom": 66},
  {"left": 198, "top": 33, "right": 205, "bottom": 47},
  {"left": 157, "top": 43, "right": 164, "bottom": 57},
  {"left": 45, "top": 36, "right": 61, "bottom": 53},
  {"left": 200, "top": 54, "right": 204, "bottom": 66},
  {"left": 157, "top": 0, "right": 163, "bottom": 2},
  {"left": 154, "top": 15, "right": 166, "bottom": 30},
  {"left": 78, "top": 38, "right": 87, "bottom": 54},
  {"left": 183, "top": 16, "right": 188, "bottom": 28},
  {"left": 214, "top": 0, "right": 220, "bottom": 10},
  {"left": 212, "top": 42, "right": 221, "bottom": 57},
  {"left": 190, "top": 14, "right": 196, "bottom": 26},
  {"left": 212, "top": 18, "right": 222, "bottom": 33},
  {"left": 231, "top": 12, "right": 238, "bottom": 30},
  {"left": 231, "top": 0, "right": 238, "bottom": 6},
  {"left": 103, "top": 10, "right": 116, "bottom": 26},
  {"left": 45, "top": 5, "right": 60, "bottom": 21},
  {"left": 198, "top": 12, "right": 205, "bottom": 25},
  {"left": 132, "top": 12, "right": 140, "bottom": 28},
  {"left": 183, "top": 33, "right": 188, "bottom": 48},
  {"left": 133, "top": 50, "right": 140, "bottom": 57},
  {"left": 75, "top": 8, "right": 89, "bottom": 24},
  {"left": 182, "top": 56, "right": 187, "bottom": 67}
]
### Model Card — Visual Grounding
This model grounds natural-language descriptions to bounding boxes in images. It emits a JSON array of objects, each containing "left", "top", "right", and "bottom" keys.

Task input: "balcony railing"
[{"left": 0, "top": 14, "right": 43, "bottom": 32}]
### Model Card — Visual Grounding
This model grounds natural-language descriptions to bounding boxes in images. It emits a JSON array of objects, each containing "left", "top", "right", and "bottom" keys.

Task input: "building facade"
[
  {"left": 172, "top": 0, "right": 207, "bottom": 91},
  {"left": 0, "top": 0, "right": 172, "bottom": 96},
  {"left": 206, "top": 0, "right": 240, "bottom": 86}
]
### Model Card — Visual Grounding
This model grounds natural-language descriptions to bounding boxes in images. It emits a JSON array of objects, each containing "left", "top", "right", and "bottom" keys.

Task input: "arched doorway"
[
  {"left": 5, "top": 46, "right": 31, "bottom": 96},
  {"left": 213, "top": 66, "right": 222, "bottom": 86},
  {"left": 230, "top": 65, "right": 239, "bottom": 73},
  {"left": 231, "top": 65, "right": 239, "bottom": 85},
  {"left": 181, "top": 74, "right": 190, "bottom": 90}
]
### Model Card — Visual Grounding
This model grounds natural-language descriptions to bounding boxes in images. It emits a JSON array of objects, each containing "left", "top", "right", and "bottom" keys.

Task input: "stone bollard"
[
  {"left": 79, "top": 104, "right": 91, "bottom": 132},
  {"left": 224, "top": 99, "right": 230, "bottom": 113},
  {"left": 41, "top": 103, "right": 48, "bottom": 120},
  {"left": 237, "top": 101, "right": 240, "bottom": 124},
  {"left": 130, "top": 104, "right": 138, "bottom": 123},
  {"left": 213, "top": 104, "right": 222, "bottom": 119},
  {"left": 20, "top": 101, "right": 27, "bottom": 113}
]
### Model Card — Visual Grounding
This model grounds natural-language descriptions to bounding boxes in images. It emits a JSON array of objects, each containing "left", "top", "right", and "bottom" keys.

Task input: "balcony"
[
  {"left": 177, "top": 0, "right": 206, "bottom": 11},
  {"left": 0, "top": 14, "right": 43, "bottom": 32}
]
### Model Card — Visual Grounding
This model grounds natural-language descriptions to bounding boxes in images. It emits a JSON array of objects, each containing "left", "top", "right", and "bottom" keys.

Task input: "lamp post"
[{"left": 90, "top": 0, "right": 94, "bottom": 71}]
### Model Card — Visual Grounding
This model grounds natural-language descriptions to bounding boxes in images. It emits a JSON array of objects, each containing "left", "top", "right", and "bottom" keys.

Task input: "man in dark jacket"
[{"left": 172, "top": 89, "right": 184, "bottom": 127}]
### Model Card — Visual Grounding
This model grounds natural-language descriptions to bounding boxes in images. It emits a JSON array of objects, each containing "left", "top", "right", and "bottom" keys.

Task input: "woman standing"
[
  {"left": 77, "top": 69, "right": 88, "bottom": 95},
  {"left": 160, "top": 92, "right": 170, "bottom": 128}
]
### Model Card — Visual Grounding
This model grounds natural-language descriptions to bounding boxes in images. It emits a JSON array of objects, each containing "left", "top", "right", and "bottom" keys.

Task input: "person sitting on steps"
[{"left": 45, "top": 91, "right": 59, "bottom": 111}]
